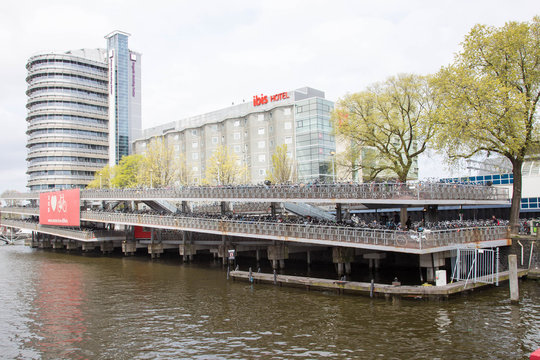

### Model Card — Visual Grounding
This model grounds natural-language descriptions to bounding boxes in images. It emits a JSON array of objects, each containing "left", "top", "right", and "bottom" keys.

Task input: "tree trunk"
[{"left": 509, "top": 159, "right": 523, "bottom": 234}]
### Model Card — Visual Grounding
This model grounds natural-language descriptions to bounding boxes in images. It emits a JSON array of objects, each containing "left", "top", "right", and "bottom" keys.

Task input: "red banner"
[{"left": 39, "top": 189, "right": 80, "bottom": 226}]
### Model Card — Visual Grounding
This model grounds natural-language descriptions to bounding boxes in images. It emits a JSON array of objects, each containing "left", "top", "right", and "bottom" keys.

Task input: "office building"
[
  {"left": 26, "top": 49, "right": 109, "bottom": 191},
  {"left": 105, "top": 31, "right": 142, "bottom": 165},
  {"left": 25, "top": 32, "right": 141, "bottom": 191},
  {"left": 133, "top": 87, "right": 335, "bottom": 184}
]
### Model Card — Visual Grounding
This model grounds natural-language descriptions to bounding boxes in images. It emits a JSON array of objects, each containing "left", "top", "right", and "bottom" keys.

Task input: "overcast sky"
[{"left": 0, "top": 0, "right": 538, "bottom": 193}]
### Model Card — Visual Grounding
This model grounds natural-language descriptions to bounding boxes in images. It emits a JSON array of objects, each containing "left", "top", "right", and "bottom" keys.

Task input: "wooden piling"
[{"left": 508, "top": 254, "right": 519, "bottom": 303}]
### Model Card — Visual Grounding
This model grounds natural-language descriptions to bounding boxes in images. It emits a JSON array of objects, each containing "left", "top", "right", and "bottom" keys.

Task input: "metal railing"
[
  {"left": 1, "top": 218, "right": 120, "bottom": 241},
  {"left": 1, "top": 208, "right": 509, "bottom": 251},
  {"left": 1, "top": 182, "right": 509, "bottom": 202},
  {"left": 79, "top": 211, "right": 508, "bottom": 251}
]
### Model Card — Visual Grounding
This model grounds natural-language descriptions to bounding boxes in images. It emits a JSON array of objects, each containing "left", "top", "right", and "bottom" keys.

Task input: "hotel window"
[
  {"left": 284, "top": 108, "right": 291, "bottom": 115},
  {"left": 234, "top": 120, "right": 240, "bottom": 127},
  {"left": 258, "top": 154, "right": 265, "bottom": 162},
  {"left": 141, "top": 143, "right": 146, "bottom": 147},
  {"left": 258, "top": 140, "right": 265, "bottom": 149},
  {"left": 234, "top": 145, "right": 241, "bottom": 153},
  {"left": 174, "top": 145, "right": 180, "bottom": 152},
  {"left": 258, "top": 114, "right": 264, "bottom": 121},
  {"left": 284, "top": 122, "right": 292, "bottom": 130},
  {"left": 285, "top": 136, "right": 292, "bottom": 144},
  {"left": 211, "top": 124, "right": 218, "bottom": 131},
  {"left": 191, "top": 130, "right": 198, "bottom": 136},
  {"left": 234, "top": 132, "right": 241, "bottom": 140},
  {"left": 258, "top": 128, "right": 265, "bottom": 135},
  {"left": 212, "top": 136, "right": 218, "bottom": 145},
  {"left": 259, "top": 169, "right": 266, "bottom": 176},
  {"left": 174, "top": 134, "right": 179, "bottom": 140},
  {"left": 192, "top": 153, "right": 198, "bottom": 160},
  {"left": 192, "top": 166, "right": 198, "bottom": 172},
  {"left": 192, "top": 141, "right": 198, "bottom": 149}
]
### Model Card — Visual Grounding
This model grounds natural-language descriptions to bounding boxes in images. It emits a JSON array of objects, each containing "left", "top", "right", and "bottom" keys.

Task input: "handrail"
[
  {"left": 1, "top": 207, "right": 508, "bottom": 251},
  {"left": 0, "top": 182, "right": 509, "bottom": 203}
]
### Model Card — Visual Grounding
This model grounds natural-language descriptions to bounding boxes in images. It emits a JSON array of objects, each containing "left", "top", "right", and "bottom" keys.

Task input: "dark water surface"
[{"left": 0, "top": 245, "right": 538, "bottom": 359}]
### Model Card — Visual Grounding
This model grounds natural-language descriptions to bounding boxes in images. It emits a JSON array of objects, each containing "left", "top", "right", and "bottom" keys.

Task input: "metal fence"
[
  {"left": 451, "top": 248, "right": 499, "bottom": 286},
  {"left": 1, "top": 218, "right": 122, "bottom": 241},
  {"left": 1, "top": 206, "right": 509, "bottom": 251},
  {"left": 1, "top": 182, "right": 508, "bottom": 202},
  {"left": 77, "top": 211, "right": 508, "bottom": 251}
]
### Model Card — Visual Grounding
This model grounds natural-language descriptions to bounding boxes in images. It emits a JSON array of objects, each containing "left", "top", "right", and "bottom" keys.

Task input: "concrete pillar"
[
  {"left": 179, "top": 243, "right": 195, "bottom": 261},
  {"left": 267, "top": 243, "right": 289, "bottom": 270},
  {"left": 100, "top": 241, "right": 114, "bottom": 254},
  {"left": 337, "top": 262, "right": 344, "bottom": 277},
  {"left": 122, "top": 241, "right": 137, "bottom": 256},
  {"left": 218, "top": 235, "right": 232, "bottom": 265},
  {"left": 82, "top": 242, "right": 96, "bottom": 252},
  {"left": 40, "top": 237, "right": 52, "bottom": 249},
  {"left": 420, "top": 253, "right": 445, "bottom": 283},
  {"left": 333, "top": 247, "right": 355, "bottom": 278},
  {"left": 65, "top": 241, "right": 79, "bottom": 251},
  {"left": 52, "top": 239, "right": 64, "bottom": 249},
  {"left": 508, "top": 254, "right": 519, "bottom": 303},
  {"left": 149, "top": 228, "right": 163, "bottom": 259},
  {"left": 148, "top": 243, "right": 164, "bottom": 259}
]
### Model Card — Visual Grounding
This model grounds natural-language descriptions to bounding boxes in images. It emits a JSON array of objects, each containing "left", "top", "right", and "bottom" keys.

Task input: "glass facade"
[
  {"left": 440, "top": 174, "right": 514, "bottom": 186},
  {"left": 294, "top": 98, "right": 335, "bottom": 182},
  {"left": 106, "top": 31, "right": 140, "bottom": 165}
]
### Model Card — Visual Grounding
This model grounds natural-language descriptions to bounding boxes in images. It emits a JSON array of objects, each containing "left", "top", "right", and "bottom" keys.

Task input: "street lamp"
[
  {"left": 216, "top": 161, "right": 221, "bottom": 186},
  {"left": 330, "top": 151, "right": 336, "bottom": 183}
]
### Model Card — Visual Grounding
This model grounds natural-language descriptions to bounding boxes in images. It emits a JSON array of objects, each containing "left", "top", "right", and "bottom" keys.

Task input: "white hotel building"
[{"left": 133, "top": 87, "right": 335, "bottom": 184}]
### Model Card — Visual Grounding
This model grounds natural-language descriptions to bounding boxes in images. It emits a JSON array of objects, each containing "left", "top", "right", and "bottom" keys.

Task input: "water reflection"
[
  {"left": 0, "top": 246, "right": 538, "bottom": 360},
  {"left": 32, "top": 262, "right": 86, "bottom": 358}
]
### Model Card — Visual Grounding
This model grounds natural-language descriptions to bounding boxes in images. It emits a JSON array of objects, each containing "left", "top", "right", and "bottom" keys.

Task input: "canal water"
[{"left": 0, "top": 244, "right": 538, "bottom": 359}]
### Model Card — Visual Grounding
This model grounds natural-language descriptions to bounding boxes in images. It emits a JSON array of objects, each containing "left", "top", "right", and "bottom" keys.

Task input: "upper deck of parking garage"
[{"left": 0, "top": 182, "right": 509, "bottom": 205}]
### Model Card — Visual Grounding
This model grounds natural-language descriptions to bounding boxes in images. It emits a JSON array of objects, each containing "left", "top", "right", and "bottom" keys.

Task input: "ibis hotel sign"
[
  {"left": 253, "top": 91, "right": 290, "bottom": 107},
  {"left": 39, "top": 189, "right": 80, "bottom": 226}
]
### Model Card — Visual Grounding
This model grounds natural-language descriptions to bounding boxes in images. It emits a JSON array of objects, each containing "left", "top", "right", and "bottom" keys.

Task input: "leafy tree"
[
  {"left": 140, "top": 137, "right": 189, "bottom": 188},
  {"left": 432, "top": 16, "right": 540, "bottom": 231},
  {"left": 111, "top": 154, "right": 144, "bottom": 188},
  {"left": 205, "top": 145, "right": 248, "bottom": 185},
  {"left": 267, "top": 144, "right": 295, "bottom": 184},
  {"left": 332, "top": 73, "right": 436, "bottom": 182},
  {"left": 87, "top": 165, "right": 114, "bottom": 189}
]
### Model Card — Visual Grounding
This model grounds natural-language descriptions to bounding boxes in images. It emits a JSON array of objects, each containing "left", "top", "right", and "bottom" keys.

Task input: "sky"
[{"left": 0, "top": 0, "right": 538, "bottom": 193}]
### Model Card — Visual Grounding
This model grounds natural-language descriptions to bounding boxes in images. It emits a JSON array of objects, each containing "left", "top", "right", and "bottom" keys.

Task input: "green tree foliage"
[
  {"left": 86, "top": 138, "right": 190, "bottom": 189},
  {"left": 432, "top": 16, "right": 540, "bottom": 230},
  {"left": 205, "top": 145, "right": 248, "bottom": 185},
  {"left": 139, "top": 137, "right": 190, "bottom": 188},
  {"left": 111, "top": 154, "right": 144, "bottom": 188},
  {"left": 87, "top": 165, "right": 114, "bottom": 189},
  {"left": 267, "top": 144, "right": 295, "bottom": 184},
  {"left": 332, "top": 73, "right": 436, "bottom": 182}
]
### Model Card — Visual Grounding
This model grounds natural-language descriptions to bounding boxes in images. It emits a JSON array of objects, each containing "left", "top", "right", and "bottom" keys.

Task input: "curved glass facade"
[{"left": 26, "top": 50, "right": 109, "bottom": 191}]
